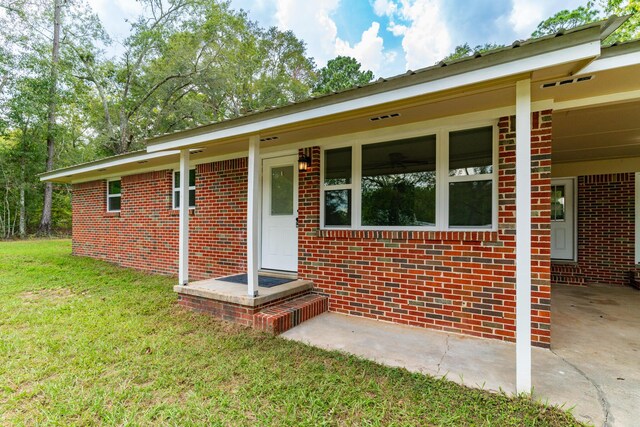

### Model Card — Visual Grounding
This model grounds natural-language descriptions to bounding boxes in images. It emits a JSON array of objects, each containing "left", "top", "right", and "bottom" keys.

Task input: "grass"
[{"left": 0, "top": 240, "right": 584, "bottom": 426}]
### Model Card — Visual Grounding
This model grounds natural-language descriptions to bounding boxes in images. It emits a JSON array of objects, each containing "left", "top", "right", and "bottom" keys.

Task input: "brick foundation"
[
  {"left": 254, "top": 294, "right": 329, "bottom": 334},
  {"left": 176, "top": 289, "right": 327, "bottom": 333}
]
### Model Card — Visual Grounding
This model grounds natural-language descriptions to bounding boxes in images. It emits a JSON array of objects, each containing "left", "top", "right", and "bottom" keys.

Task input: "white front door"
[
  {"left": 551, "top": 178, "right": 575, "bottom": 260},
  {"left": 261, "top": 155, "right": 298, "bottom": 272}
]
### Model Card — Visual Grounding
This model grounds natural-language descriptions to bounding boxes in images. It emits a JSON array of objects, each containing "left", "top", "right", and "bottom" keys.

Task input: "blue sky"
[{"left": 89, "top": 0, "right": 588, "bottom": 77}]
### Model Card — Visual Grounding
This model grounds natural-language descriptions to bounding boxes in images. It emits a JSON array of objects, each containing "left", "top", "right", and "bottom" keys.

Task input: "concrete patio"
[{"left": 282, "top": 285, "right": 640, "bottom": 427}]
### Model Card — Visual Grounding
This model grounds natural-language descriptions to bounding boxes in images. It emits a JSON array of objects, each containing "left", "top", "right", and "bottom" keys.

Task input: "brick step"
[
  {"left": 551, "top": 263, "right": 585, "bottom": 286},
  {"left": 253, "top": 293, "right": 328, "bottom": 334}
]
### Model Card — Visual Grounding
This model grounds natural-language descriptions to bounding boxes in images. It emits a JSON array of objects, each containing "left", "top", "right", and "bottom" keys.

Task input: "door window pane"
[
  {"left": 449, "top": 126, "right": 493, "bottom": 176},
  {"left": 361, "top": 135, "right": 436, "bottom": 226},
  {"left": 551, "top": 185, "right": 566, "bottom": 221},
  {"left": 271, "top": 166, "right": 294, "bottom": 215},
  {"left": 324, "top": 147, "right": 352, "bottom": 186},
  {"left": 324, "top": 190, "right": 351, "bottom": 226},
  {"left": 449, "top": 180, "right": 492, "bottom": 227}
]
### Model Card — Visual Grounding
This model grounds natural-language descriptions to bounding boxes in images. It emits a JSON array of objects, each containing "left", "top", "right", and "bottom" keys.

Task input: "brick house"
[{"left": 42, "top": 18, "right": 640, "bottom": 392}]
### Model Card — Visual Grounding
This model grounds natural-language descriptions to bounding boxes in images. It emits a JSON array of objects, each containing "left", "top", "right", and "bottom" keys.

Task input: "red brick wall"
[
  {"left": 72, "top": 111, "right": 553, "bottom": 347},
  {"left": 576, "top": 173, "right": 636, "bottom": 286},
  {"left": 72, "top": 159, "right": 249, "bottom": 280},
  {"left": 299, "top": 111, "right": 553, "bottom": 347}
]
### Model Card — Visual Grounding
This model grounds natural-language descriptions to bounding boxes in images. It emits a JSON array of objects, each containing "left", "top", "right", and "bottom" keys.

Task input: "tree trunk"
[
  {"left": 19, "top": 160, "right": 26, "bottom": 237},
  {"left": 37, "top": 0, "right": 62, "bottom": 236}
]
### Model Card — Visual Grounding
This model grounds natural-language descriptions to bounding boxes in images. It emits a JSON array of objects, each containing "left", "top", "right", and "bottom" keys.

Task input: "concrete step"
[{"left": 254, "top": 293, "right": 328, "bottom": 334}]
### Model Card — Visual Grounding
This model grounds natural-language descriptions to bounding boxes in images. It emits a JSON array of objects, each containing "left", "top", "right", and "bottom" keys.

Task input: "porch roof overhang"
[{"left": 40, "top": 16, "right": 639, "bottom": 184}]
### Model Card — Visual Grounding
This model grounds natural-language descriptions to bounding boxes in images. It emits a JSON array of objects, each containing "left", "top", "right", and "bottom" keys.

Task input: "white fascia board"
[
  {"left": 147, "top": 42, "right": 601, "bottom": 153},
  {"left": 576, "top": 50, "right": 640, "bottom": 75},
  {"left": 40, "top": 150, "right": 180, "bottom": 182}
]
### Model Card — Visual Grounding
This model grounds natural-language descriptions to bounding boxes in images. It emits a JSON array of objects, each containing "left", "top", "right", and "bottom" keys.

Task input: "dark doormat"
[{"left": 217, "top": 273, "right": 294, "bottom": 288}]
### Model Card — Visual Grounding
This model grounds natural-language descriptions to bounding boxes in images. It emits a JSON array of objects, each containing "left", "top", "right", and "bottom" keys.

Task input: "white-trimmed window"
[
  {"left": 446, "top": 126, "right": 494, "bottom": 228},
  {"left": 173, "top": 169, "right": 196, "bottom": 209},
  {"left": 321, "top": 123, "right": 497, "bottom": 231},
  {"left": 106, "top": 179, "right": 121, "bottom": 212}
]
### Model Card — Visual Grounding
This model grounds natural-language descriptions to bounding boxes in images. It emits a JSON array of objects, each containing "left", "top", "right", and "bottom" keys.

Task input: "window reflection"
[{"left": 361, "top": 136, "right": 436, "bottom": 226}]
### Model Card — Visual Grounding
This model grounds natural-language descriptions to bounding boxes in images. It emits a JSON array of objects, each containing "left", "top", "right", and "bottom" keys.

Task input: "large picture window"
[
  {"left": 321, "top": 123, "right": 496, "bottom": 230},
  {"left": 107, "top": 179, "right": 121, "bottom": 212},
  {"left": 361, "top": 136, "right": 436, "bottom": 226},
  {"left": 173, "top": 169, "right": 196, "bottom": 209}
]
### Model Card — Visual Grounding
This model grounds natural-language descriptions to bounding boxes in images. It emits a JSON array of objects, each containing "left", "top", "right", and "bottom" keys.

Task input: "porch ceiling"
[{"left": 553, "top": 100, "right": 640, "bottom": 163}]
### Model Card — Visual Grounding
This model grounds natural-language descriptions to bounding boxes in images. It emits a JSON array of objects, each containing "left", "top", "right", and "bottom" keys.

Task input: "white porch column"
[
  {"left": 178, "top": 148, "right": 190, "bottom": 285},
  {"left": 515, "top": 79, "right": 532, "bottom": 393},
  {"left": 246, "top": 135, "right": 260, "bottom": 297}
]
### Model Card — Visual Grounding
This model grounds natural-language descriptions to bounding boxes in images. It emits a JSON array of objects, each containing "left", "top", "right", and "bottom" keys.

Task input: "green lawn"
[{"left": 0, "top": 240, "right": 583, "bottom": 426}]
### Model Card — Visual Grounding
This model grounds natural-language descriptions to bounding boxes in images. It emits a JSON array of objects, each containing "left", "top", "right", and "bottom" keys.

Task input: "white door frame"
[
  {"left": 260, "top": 154, "right": 299, "bottom": 272},
  {"left": 551, "top": 177, "right": 578, "bottom": 262}
]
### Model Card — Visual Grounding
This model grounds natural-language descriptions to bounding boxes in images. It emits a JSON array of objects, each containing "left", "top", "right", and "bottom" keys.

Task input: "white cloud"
[
  {"left": 87, "top": 0, "right": 143, "bottom": 39},
  {"left": 335, "top": 22, "right": 395, "bottom": 75},
  {"left": 396, "top": 0, "right": 452, "bottom": 70},
  {"left": 274, "top": 0, "right": 340, "bottom": 66},
  {"left": 372, "top": 0, "right": 397, "bottom": 17},
  {"left": 508, "top": 0, "right": 546, "bottom": 37},
  {"left": 507, "top": 0, "right": 588, "bottom": 39},
  {"left": 387, "top": 21, "right": 407, "bottom": 36}
]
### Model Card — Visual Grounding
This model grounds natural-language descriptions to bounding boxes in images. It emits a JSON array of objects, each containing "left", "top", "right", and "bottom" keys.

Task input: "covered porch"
[{"left": 282, "top": 283, "right": 640, "bottom": 426}]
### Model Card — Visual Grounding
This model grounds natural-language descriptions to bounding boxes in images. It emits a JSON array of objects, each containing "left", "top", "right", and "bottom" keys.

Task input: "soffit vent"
[
  {"left": 260, "top": 136, "right": 279, "bottom": 142},
  {"left": 369, "top": 112, "right": 401, "bottom": 122},
  {"left": 541, "top": 75, "right": 594, "bottom": 89}
]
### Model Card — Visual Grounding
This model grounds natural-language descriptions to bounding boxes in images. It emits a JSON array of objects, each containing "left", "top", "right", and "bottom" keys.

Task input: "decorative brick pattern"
[
  {"left": 253, "top": 294, "right": 329, "bottom": 334},
  {"left": 298, "top": 111, "right": 553, "bottom": 348},
  {"left": 576, "top": 173, "right": 636, "bottom": 286}
]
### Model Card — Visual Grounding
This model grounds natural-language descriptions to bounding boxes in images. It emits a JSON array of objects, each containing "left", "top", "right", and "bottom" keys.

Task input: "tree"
[
  {"left": 312, "top": 56, "right": 374, "bottom": 96},
  {"left": 440, "top": 43, "right": 504, "bottom": 63},
  {"left": 531, "top": 0, "right": 639, "bottom": 42},
  {"left": 603, "top": 0, "right": 640, "bottom": 42},
  {"left": 73, "top": 0, "right": 316, "bottom": 154},
  {"left": 37, "top": 0, "right": 63, "bottom": 235},
  {"left": 531, "top": 2, "right": 600, "bottom": 38}
]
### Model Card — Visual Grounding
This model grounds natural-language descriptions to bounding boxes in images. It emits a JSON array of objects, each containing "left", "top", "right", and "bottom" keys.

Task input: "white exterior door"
[
  {"left": 261, "top": 155, "right": 298, "bottom": 272},
  {"left": 551, "top": 178, "right": 575, "bottom": 260}
]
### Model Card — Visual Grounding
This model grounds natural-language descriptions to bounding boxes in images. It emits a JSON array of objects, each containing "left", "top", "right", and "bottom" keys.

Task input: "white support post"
[
  {"left": 515, "top": 79, "right": 532, "bottom": 393},
  {"left": 246, "top": 135, "right": 260, "bottom": 297},
  {"left": 178, "top": 149, "right": 190, "bottom": 285}
]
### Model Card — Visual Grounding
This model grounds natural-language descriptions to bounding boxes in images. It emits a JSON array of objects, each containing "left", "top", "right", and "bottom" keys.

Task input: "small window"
[
  {"left": 173, "top": 169, "right": 196, "bottom": 209},
  {"left": 323, "top": 147, "right": 352, "bottom": 227},
  {"left": 107, "top": 179, "right": 121, "bottom": 212}
]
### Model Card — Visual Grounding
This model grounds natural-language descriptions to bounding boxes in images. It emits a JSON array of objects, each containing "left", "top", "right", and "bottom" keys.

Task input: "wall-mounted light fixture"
[{"left": 298, "top": 149, "right": 312, "bottom": 172}]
